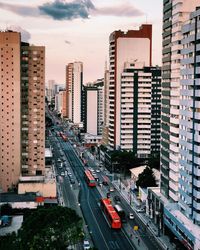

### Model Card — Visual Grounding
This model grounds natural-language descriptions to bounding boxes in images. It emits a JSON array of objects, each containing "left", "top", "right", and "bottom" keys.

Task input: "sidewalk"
[{"left": 113, "top": 180, "right": 175, "bottom": 250}]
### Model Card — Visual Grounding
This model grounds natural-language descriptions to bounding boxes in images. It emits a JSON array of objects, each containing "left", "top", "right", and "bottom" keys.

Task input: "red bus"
[
  {"left": 100, "top": 198, "right": 121, "bottom": 229},
  {"left": 84, "top": 170, "right": 96, "bottom": 187}
]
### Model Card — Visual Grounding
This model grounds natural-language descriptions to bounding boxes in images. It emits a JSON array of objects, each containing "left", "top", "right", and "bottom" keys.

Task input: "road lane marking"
[{"left": 86, "top": 189, "right": 110, "bottom": 250}]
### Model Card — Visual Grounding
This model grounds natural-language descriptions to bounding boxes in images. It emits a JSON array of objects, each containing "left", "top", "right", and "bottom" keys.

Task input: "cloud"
[
  {"left": 65, "top": 40, "right": 71, "bottom": 44},
  {"left": 39, "top": 0, "right": 95, "bottom": 20},
  {"left": 93, "top": 3, "right": 144, "bottom": 17},
  {"left": 0, "top": 0, "right": 143, "bottom": 21},
  {"left": 7, "top": 25, "right": 31, "bottom": 42},
  {"left": 0, "top": 2, "right": 40, "bottom": 17}
]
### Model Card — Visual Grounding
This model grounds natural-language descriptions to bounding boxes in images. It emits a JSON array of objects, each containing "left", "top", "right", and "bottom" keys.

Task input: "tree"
[
  {"left": 148, "top": 153, "right": 160, "bottom": 170},
  {"left": 0, "top": 206, "right": 83, "bottom": 250},
  {"left": 0, "top": 203, "right": 12, "bottom": 215},
  {"left": 111, "top": 151, "right": 144, "bottom": 174},
  {"left": 136, "top": 167, "right": 157, "bottom": 188},
  {"left": 19, "top": 206, "right": 83, "bottom": 250}
]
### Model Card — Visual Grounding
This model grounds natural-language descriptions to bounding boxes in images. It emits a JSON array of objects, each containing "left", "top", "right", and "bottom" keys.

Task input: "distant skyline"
[{"left": 0, "top": 0, "right": 162, "bottom": 84}]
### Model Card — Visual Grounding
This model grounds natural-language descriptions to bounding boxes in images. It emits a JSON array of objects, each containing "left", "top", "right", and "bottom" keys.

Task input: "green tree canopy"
[
  {"left": 0, "top": 206, "right": 83, "bottom": 250},
  {"left": 148, "top": 153, "right": 160, "bottom": 170},
  {"left": 136, "top": 167, "right": 157, "bottom": 188},
  {"left": 111, "top": 151, "right": 144, "bottom": 173}
]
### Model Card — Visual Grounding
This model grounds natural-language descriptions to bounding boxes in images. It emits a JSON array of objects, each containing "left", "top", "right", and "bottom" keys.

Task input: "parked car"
[
  {"left": 129, "top": 213, "right": 134, "bottom": 220},
  {"left": 69, "top": 178, "right": 75, "bottom": 184},
  {"left": 136, "top": 208, "right": 145, "bottom": 213},
  {"left": 83, "top": 239, "right": 90, "bottom": 250},
  {"left": 109, "top": 187, "right": 115, "bottom": 192},
  {"left": 60, "top": 172, "right": 65, "bottom": 177},
  {"left": 114, "top": 195, "right": 121, "bottom": 202},
  {"left": 96, "top": 169, "right": 100, "bottom": 173}
]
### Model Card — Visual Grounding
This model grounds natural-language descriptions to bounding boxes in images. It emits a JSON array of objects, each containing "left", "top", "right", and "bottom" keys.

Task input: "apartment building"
[
  {"left": 0, "top": 31, "right": 45, "bottom": 191},
  {"left": 102, "top": 68, "right": 109, "bottom": 145},
  {"left": 147, "top": 2, "right": 200, "bottom": 249},
  {"left": 108, "top": 24, "right": 152, "bottom": 150},
  {"left": 83, "top": 79, "right": 104, "bottom": 136},
  {"left": 120, "top": 62, "right": 161, "bottom": 157},
  {"left": 66, "top": 62, "right": 83, "bottom": 125},
  {"left": 0, "top": 31, "right": 21, "bottom": 191},
  {"left": 21, "top": 44, "right": 45, "bottom": 177},
  {"left": 161, "top": 0, "right": 200, "bottom": 202}
]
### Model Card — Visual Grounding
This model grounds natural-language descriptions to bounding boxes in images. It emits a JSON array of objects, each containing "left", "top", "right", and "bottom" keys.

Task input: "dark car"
[
  {"left": 70, "top": 178, "right": 75, "bottom": 184},
  {"left": 114, "top": 195, "right": 121, "bottom": 202}
]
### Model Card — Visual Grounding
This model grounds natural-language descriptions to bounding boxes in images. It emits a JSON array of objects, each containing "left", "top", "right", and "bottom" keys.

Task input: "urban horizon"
[{"left": 0, "top": 0, "right": 162, "bottom": 83}]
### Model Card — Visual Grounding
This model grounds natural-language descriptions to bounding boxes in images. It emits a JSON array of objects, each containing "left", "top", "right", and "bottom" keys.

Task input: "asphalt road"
[
  {"left": 47, "top": 110, "right": 162, "bottom": 250},
  {"left": 60, "top": 139, "right": 135, "bottom": 250}
]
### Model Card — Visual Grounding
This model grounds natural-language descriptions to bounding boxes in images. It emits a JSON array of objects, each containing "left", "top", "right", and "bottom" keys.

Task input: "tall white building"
[
  {"left": 119, "top": 62, "right": 161, "bottom": 157},
  {"left": 83, "top": 79, "right": 104, "bottom": 136},
  {"left": 146, "top": 2, "right": 200, "bottom": 250},
  {"left": 108, "top": 24, "right": 152, "bottom": 150},
  {"left": 66, "top": 62, "right": 83, "bottom": 125},
  {"left": 161, "top": 0, "right": 200, "bottom": 203},
  {"left": 179, "top": 6, "right": 200, "bottom": 226}
]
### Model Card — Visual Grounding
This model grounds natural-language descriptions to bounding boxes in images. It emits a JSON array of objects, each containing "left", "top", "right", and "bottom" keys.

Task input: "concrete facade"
[
  {"left": 66, "top": 62, "right": 83, "bottom": 125},
  {"left": 108, "top": 24, "right": 152, "bottom": 150},
  {"left": 0, "top": 31, "right": 21, "bottom": 191}
]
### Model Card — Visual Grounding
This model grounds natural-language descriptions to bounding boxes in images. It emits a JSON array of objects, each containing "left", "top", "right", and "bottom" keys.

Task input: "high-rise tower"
[
  {"left": 66, "top": 62, "right": 83, "bottom": 125},
  {"left": 0, "top": 31, "right": 45, "bottom": 191},
  {"left": 108, "top": 24, "right": 152, "bottom": 150}
]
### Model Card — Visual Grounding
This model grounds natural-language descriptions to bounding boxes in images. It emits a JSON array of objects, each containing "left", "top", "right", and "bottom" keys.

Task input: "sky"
[{"left": 0, "top": 0, "right": 162, "bottom": 84}]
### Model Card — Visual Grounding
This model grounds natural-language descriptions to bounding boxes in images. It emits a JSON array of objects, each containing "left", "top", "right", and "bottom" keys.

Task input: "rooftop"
[
  {"left": 0, "top": 193, "right": 36, "bottom": 203},
  {"left": 166, "top": 203, "right": 200, "bottom": 241},
  {"left": 0, "top": 216, "right": 23, "bottom": 236}
]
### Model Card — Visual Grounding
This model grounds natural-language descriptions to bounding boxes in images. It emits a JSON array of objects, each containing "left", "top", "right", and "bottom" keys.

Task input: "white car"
[
  {"left": 83, "top": 240, "right": 90, "bottom": 250},
  {"left": 129, "top": 213, "right": 134, "bottom": 220},
  {"left": 60, "top": 172, "right": 65, "bottom": 176},
  {"left": 109, "top": 187, "right": 114, "bottom": 192},
  {"left": 136, "top": 208, "right": 145, "bottom": 213},
  {"left": 96, "top": 169, "right": 100, "bottom": 173}
]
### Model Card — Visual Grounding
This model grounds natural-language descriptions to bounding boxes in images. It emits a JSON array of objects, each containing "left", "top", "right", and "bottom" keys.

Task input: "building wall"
[
  {"left": 0, "top": 31, "right": 21, "bottom": 191},
  {"left": 62, "top": 90, "right": 67, "bottom": 118},
  {"left": 73, "top": 62, "right": 83, "bottom": 124},
  {"left": 26, "top": 46, "right": 45, "bottom": 176},
  {"left": 102, "top": 69, "right": 109, "bottom": 145},
  {"left": 66, "top": 63, "right": 73, "bottom": 119},
  {"left": 18, "top": 181, "right": 57, "bottom": 197},
  {"left": 108, "top": 24, "right": 152, "bottom": 150},
  {"left": 179, "top": 8, "right": 200, "bottom": 224},
  {"left": 119, "top": 63, "right": 161, "bottom": 157},
  {"left": 87, "top": 89, "right": 98, "bottom": 135},
  {"left": 161, "top": 0, "right": 200, "bottom": 202},
  {"left": 66, "top": 62, "right": 83, "bottom": 124}
]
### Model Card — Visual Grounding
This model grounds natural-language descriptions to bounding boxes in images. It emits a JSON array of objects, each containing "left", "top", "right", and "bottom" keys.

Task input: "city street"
[{"left": 47, "top": 115, "right": 167, "bottom": 250}]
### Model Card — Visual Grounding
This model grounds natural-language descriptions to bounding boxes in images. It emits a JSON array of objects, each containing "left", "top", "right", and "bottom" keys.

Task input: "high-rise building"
[
  {"left": 119, "top": 62, "right": 161, "bottom": 157},
  {"left": 102, "top": 66, "right": 109, "bottom": 145},
  {"left": 146, "top": 2, "right": 200, "bottom": 249},
  {"left": 0, "top": 31, "right": 45, "bottom": 191},
  {"left": 21, "top": 43, "right": 45, "bottom": 177},
  {"left": 179, "top": 5, "right": 200, "bottom": 226},
  {"left": 66, "top": 62, "right": 83, "bottom": 125},
  {"left": 161, "top": 0, "right": 200, "bottom": 203},
  {"left": 46, "top": 80, "right": 56, "bottom": 102},
  {"left": 108, "top": 24, "right": 152, "bottom": 150},
  {"left": 83, "top": 79, "right": 104, "bottom": 135},
  {"left": 0, "top": 31, "right": 21, "bottom": 191}
]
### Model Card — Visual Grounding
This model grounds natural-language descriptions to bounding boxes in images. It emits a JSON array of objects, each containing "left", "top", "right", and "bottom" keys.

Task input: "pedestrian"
[{"left": 138, "top": 238, "right": 140, "bottom": 246}]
